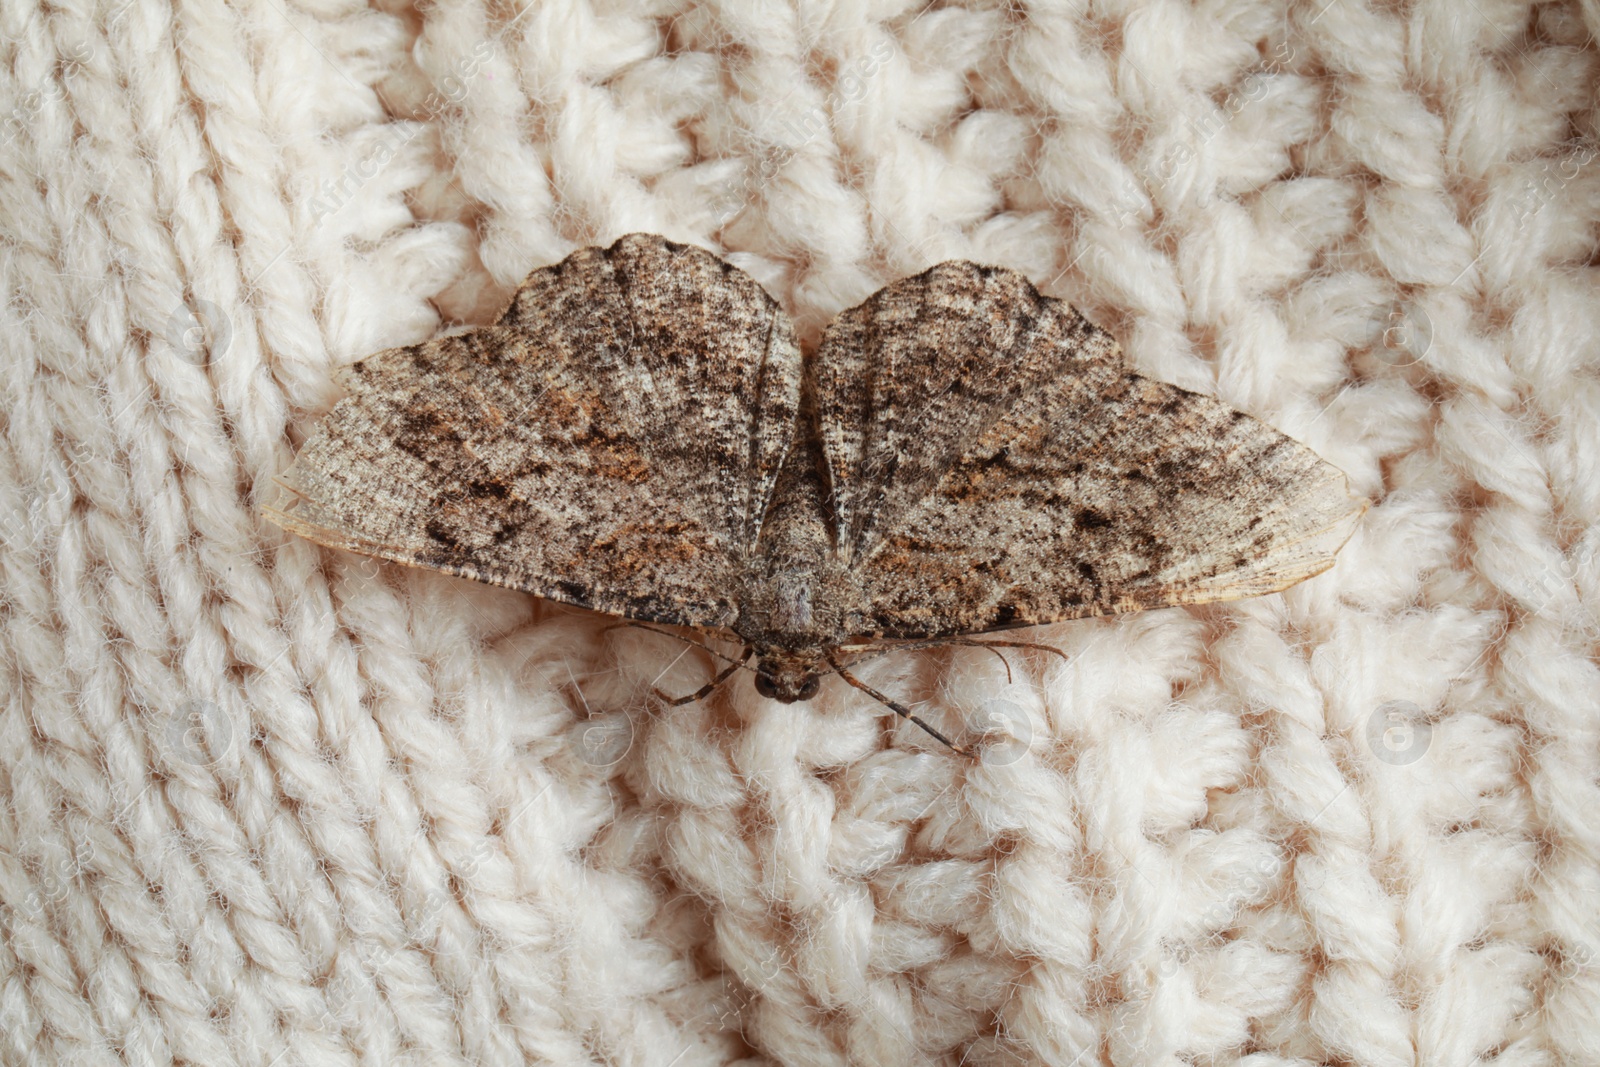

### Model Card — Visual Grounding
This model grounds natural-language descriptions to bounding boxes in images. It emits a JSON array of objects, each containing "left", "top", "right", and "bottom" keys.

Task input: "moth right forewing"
[
  {"left": 811, "top": 261, "right": 1122, "bottom": 563},
  {"left": 848, "top": 370, "right": 1365, "bottom": 638}
]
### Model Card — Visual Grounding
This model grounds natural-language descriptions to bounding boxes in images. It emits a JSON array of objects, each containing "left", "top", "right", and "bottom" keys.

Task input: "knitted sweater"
[{"left": 3, "top": 1, "right": 1597, "bottom": 1064}]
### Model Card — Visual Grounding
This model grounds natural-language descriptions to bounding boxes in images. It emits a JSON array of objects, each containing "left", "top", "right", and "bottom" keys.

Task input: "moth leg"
[
  {"left": 653, "top": 647, "right": 754, "bottom": 706},
  {"left": 825, "top": 651, "right": 973, "bottom": 758}
]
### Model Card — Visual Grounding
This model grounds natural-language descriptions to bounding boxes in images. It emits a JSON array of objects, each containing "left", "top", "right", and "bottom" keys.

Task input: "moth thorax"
[{"left": 772, "top": 570, "right": 814, "bottom": 632}]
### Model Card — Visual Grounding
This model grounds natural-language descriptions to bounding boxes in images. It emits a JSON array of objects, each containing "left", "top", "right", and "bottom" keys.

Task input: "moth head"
[{"left": 754, "top": 653, "right": 823, "bottom": 703}]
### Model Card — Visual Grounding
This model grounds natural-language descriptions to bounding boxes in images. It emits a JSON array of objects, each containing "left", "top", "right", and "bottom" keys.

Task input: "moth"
[{"left": 267, "top": 234, "right": 1363, "bottom": 754}]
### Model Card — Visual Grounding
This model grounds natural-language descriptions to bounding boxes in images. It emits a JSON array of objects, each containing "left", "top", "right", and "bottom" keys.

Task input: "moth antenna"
[
  {"left": 948, "top": 638, "right": 1071, "bottom": 664},
  {"left": 845, "top": 636, "right": 1069, "bottom": 663},
  {"left": 832, "top": 636, "right": 1070, "bottom": 686},
  {"left": 653, "top": 647, "right": 754, "bottom": 706},
  {"left": 602, "top": 620, "right": 751, "bottom": 670},
  {"left": 840, "top": 639, "right": 1012, "bottom": 683},
  {"left": 825, "top": 651, "right": 973, "bottom": 758},
  {"left": 972, "top": 643, "right": 1012, "bottom": 685}
]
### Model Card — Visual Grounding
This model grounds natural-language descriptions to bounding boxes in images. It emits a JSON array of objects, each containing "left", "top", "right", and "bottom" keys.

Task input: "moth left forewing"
[
  {"left": 263, "top": 234, "right": 802, "bottom": 632},
  {"left": 267, "top": 481, "right": 743, "bottom": 628},
  {"left": 849, "top": 370, "right": 1366, "bottom": 639}
]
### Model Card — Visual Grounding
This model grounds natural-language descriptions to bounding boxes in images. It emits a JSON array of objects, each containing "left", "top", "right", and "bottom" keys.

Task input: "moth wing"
[
  {"left": 813, "top": 261, "right": 1123, "bottom": 563},
  {"left": 265, "top": 234, "right": 803, "bottom": 628},
  {"left": 812, "top": 262, "right": 1363, "bottom": 638}
]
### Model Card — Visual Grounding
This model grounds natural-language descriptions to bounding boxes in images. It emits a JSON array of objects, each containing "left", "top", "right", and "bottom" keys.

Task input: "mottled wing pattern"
[
  {"left": 814, "top": 265, "right": 1363, "bottom": 639},
  {"left": 813, "top": 262, "right": 1123, "bottom": 562},
  {"left": 265, "top": 234, "right": 803, "bottom": 627}
]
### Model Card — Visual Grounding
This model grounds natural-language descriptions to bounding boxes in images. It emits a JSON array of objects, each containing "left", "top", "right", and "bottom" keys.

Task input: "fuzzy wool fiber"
[{"left": 4, "top": 1, "right": 1600, "bottom": 1064}]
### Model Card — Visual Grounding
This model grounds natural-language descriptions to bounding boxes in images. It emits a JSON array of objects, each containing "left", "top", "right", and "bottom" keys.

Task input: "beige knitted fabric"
[{"left": 4, "top": 1, "right": 1599, "bottom": 1064}]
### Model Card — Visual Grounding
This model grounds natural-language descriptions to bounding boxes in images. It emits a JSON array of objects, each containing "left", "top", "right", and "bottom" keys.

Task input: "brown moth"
[{"left": 266, "top": 234, "right": 1363, "bottom": 754}]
